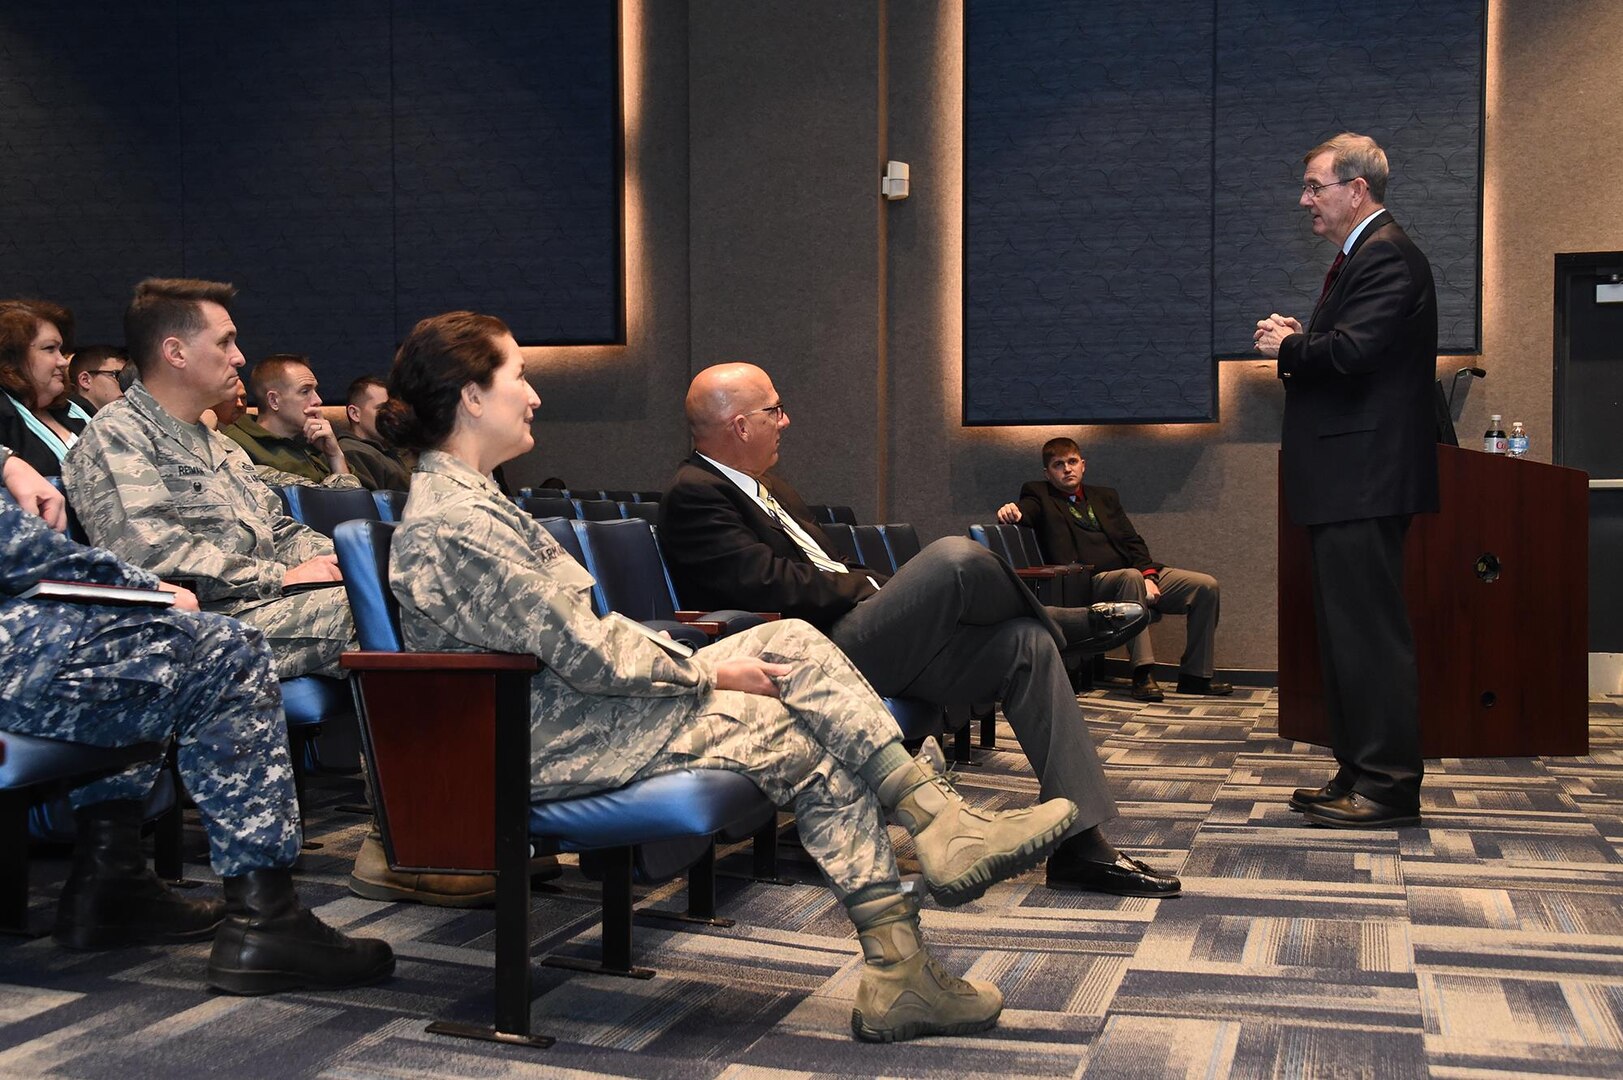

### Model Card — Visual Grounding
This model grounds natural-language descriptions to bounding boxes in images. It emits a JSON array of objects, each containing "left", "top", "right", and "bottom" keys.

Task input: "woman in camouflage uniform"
[{"left": 379, "top": 310, "right": 1080, "bottom": 1043}]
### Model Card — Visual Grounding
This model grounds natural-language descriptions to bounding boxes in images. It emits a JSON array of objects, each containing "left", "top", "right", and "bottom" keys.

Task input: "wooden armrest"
[
  {"left": 341, "top": 650, "right": 539, "bottom": 672},
  {"left": 678, "top": 620, "right": 724, "bottom": 637},
  {"left": 1013, "top": 567, "right": 1063, "bottom": 579}
]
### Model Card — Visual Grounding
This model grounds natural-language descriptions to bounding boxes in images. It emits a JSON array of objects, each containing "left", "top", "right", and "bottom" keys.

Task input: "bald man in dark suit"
[
  {"left": 661, "top": 362, "right": 1182, "bottom": 897},
  {"left": 1255, "top": 132, "right": 1439, "bottom": 829}
]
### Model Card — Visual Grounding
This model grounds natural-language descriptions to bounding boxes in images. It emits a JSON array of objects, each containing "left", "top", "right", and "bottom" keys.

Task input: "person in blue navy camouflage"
[{"left": 0, "top": 444, "right": 392, "bottom": 994}]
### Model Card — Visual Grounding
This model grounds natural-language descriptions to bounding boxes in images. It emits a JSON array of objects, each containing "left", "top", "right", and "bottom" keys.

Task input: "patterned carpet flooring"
[{"left": 3, "top": 686, "right": 1622, "bottom": 1079}]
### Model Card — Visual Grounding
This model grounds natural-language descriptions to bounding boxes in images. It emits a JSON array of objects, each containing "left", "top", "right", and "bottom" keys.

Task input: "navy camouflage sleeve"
[{"left": 0, "top": 501, "right": 163, "bottom": 596}]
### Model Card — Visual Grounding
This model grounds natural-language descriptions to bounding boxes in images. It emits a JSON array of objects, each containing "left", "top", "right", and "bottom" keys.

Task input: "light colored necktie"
[{"left": 758, "top": 483, "right": 848, "bottom": 574}]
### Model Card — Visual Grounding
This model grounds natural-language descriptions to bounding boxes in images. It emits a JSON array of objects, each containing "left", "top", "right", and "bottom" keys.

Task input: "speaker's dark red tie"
[{"left": 1317, "top": 251, "right": 1346, "bottom": 306}]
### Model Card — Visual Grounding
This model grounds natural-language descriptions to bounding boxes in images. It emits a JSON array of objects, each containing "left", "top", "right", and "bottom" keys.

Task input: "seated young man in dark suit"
[
  {"left": 659, "top": 363, "right": 1180, "bottom": 898},
  {"left": 998, "top": 437, "right": 1229, "bottom": 702}
]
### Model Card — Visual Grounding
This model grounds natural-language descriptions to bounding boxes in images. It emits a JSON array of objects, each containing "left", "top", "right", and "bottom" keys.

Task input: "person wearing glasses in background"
[
  {"left": 66, "top": 345, "right": 129, "bottom": 416},
  {"left": 1253, "top": 132, "right": 1439, "bottom": 830}
]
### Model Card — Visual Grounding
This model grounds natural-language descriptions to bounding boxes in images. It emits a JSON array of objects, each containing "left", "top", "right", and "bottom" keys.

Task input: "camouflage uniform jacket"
[
  {"left": 0, "top": 493, "right": 163, "bottom": 722},
  {"left": 62, "top": 382, "right": 335, "bottom": 615},
  {"left": 392, "top": 451, "right": 712, "bottom": 797}
]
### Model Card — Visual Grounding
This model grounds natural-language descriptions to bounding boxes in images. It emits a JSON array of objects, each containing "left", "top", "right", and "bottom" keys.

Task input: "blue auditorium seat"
[
  {"left": 618, "top": 501, "right": 659, "bottom": 524},
  {"left": 517, "top": 495, "right": 576, "bottom": 520},
  {"left": 333, "top": 519, "right": 777, "bottom": 1048},
  {"left": 879, "top": 523, "right": 922, "bottom": 567},
  {"left": 1, "top": 732, "right": 167, "bottom": 933},
  {"left": 371, "top": 489, "right": 408, "bottom": 522},
  {"left": 572, "top": 498, "right": 622, "bottom": 521},
  {"left": 573, "top": 517, "right": 762, "bottom": 640},
  {"left": 279, "top": 484, "right": 380, "bottom": 539}
]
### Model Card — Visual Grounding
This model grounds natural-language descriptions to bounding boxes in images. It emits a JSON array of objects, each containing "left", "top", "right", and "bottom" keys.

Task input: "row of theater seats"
[
  {"left": 516, "top": 496, "right": 659, "bottom": 524},
  {"left": 517, "top": 487, "right": 662, "bottom": 503}
]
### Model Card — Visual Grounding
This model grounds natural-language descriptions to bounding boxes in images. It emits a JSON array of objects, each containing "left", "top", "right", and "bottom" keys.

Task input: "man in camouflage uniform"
[
  {"left": 63, "top": 278, "right": 493, "bottom": 907},
  {"left": 61, "top": 279, "right": 356, "bottom": 680},
  {"left": 392, "top": 446, "right": 1080, "bottom": 1041},
  {"left": 0, "top": 445, "right": 392, "bottom": 992}
]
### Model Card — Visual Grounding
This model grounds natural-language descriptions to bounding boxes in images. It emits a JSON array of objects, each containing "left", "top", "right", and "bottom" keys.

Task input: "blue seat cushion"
[
  {"left": 530, "top": 769, "right": 769, "bottom": 851},
  {"left": 281, "top": 675, "right": 350, "bottom": 730},
  {"left": 30, "top": 768, "right": 177, "bottom": 842},
  {"left": 0, "top": 732, "right": 163, "bottom": 789}
]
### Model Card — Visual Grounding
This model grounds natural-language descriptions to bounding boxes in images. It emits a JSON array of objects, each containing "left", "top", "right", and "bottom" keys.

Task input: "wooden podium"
[{"left": 1278, "top": 445, "right": 1589, "bottom": 757}]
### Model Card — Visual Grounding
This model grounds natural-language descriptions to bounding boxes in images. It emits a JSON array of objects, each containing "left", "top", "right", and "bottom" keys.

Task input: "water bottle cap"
[{"left": 1490, "top": 414, "right": 1501, "bottom": 422}]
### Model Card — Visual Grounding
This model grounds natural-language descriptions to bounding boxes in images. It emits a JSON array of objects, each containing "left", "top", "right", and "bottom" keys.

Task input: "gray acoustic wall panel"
[
  {"left": 0, "top": 0, "right": 621, "bottom": 392},
  {"left": 965, "top": 0, "right": 1483, "bottom": 425}
]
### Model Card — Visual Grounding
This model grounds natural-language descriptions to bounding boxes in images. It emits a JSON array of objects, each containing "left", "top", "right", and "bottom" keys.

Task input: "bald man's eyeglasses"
[{"left": 739, "top": 401, "right": 785, "bottom": 420}]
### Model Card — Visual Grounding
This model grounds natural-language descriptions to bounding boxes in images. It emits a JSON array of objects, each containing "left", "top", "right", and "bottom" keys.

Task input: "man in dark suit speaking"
[
  {"left": 998, "top": 437, "right": 1227, "bottom": 703},
  {"left": 1254, "top": 132, "right": 1439, "bottom": 829},
  {"left": 661, "top": 363, "right": 1180, "bottom": 897}
]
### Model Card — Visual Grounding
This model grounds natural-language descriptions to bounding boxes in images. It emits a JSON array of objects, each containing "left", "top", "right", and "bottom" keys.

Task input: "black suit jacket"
[
  {"left": 1014, "top": 480, "right": 1160, "bottom": 574},
  {"left": 0, "top": 394, "right": 86, "bottom": 478},
  {"left": 659, "top": 454, "right": 885, "bottom": 630},
  {"left": 1278, "top": 210, "right": 1440, "bottom": 527}
]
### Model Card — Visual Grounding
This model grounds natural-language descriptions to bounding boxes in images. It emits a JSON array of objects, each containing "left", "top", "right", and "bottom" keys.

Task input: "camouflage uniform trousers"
[
  {"left": 4, "top": 603, "right": 301, "bottom": 877},
  {"left": 225, "top": 586, "right": 356, "bottom": 680},
  {"left": 630, "top": 618, "right": 905, "bottom": 899}
]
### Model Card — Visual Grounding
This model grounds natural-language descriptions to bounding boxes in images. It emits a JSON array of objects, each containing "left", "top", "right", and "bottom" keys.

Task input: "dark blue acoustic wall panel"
[
  {"left": 965, "top": 0, "right": 1216, "bottom": 425},
  {"left": 182, "top": 1, "right": 396, "bottom": 374},
  {"left": 1214, "top": 0, "right": 1483, "bottom": 356},
  {"left": 965, "top": 0, "right": 1483, "bottom": 426},
  {"left": 0, "top": 4, "right": 182, "bottom": 342},
  {"left": 0, "top": 0, "right": 621, "bottom": 391},
  {"left": 393, "top": 0, "right": 621, "bottom": 346}
]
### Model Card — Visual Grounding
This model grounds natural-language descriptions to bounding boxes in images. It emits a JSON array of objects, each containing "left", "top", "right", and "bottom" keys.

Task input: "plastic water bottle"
[
  {"left": 1483, "top": 415, "right": 1507, "bottom": 454},
  {"left": 1507, "top": 421, "right": 1529, "bottom": 458}
]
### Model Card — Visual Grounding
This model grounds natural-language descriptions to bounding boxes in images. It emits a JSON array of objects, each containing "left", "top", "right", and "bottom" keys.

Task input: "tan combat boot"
[
  {"left": 848, "top": 892, "right": 1002, "bottom": 1042},
  {"left": 347, "top": 829, "right": 498, "bottom": 908},
  {"left": 876, "top": 740, "right": 1077, "bottom": 907}
]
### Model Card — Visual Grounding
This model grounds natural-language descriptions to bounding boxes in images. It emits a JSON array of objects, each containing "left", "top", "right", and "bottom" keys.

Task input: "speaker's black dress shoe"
[
  {"left": 1046, "top": 849, "right": 1181, "bottom": 897},
  {"left": 1175, "top": 675, "right": 1233, "bottom": 696},
  {"left": 1288, "top": 782, "right": 1350, "bottom": 813},
  {"left": 1049, "top": 602, "right": 1149, "bottom": 654},
  {"left": 1299, "top": 792, "right": 1420, "bottom": 829}
]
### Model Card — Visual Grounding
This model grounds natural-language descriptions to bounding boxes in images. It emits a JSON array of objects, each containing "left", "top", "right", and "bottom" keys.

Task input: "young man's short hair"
[
  {"left": 68, "top": 344, "right": 127, "bottom": 383},
  {"left": 1042, "top": 437, "right": 1081, "bottom": 465},
  {"left": 247, "top": 353, "right": 312, "bottom": 406},
  {"left": 346, "top": 374, "right": 388, "bottom": 410}
]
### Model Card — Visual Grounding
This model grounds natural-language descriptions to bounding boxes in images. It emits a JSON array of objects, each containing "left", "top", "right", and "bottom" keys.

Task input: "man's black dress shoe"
[
  {"left": 1175, "top": 675, "right": 1233, "bottom": 696},
  {"left": 1046, "top": 850, "right": 1181, "bottom": 897},
  {"left": 1052, "top": 602, "right": 1149, "bottom": 654},
  {"left": 1287, "top": 782, "right": 1350, "bottom": 813},
  {"left": 1299, "top": 791, "right": 1420, "bottom": 829}
]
